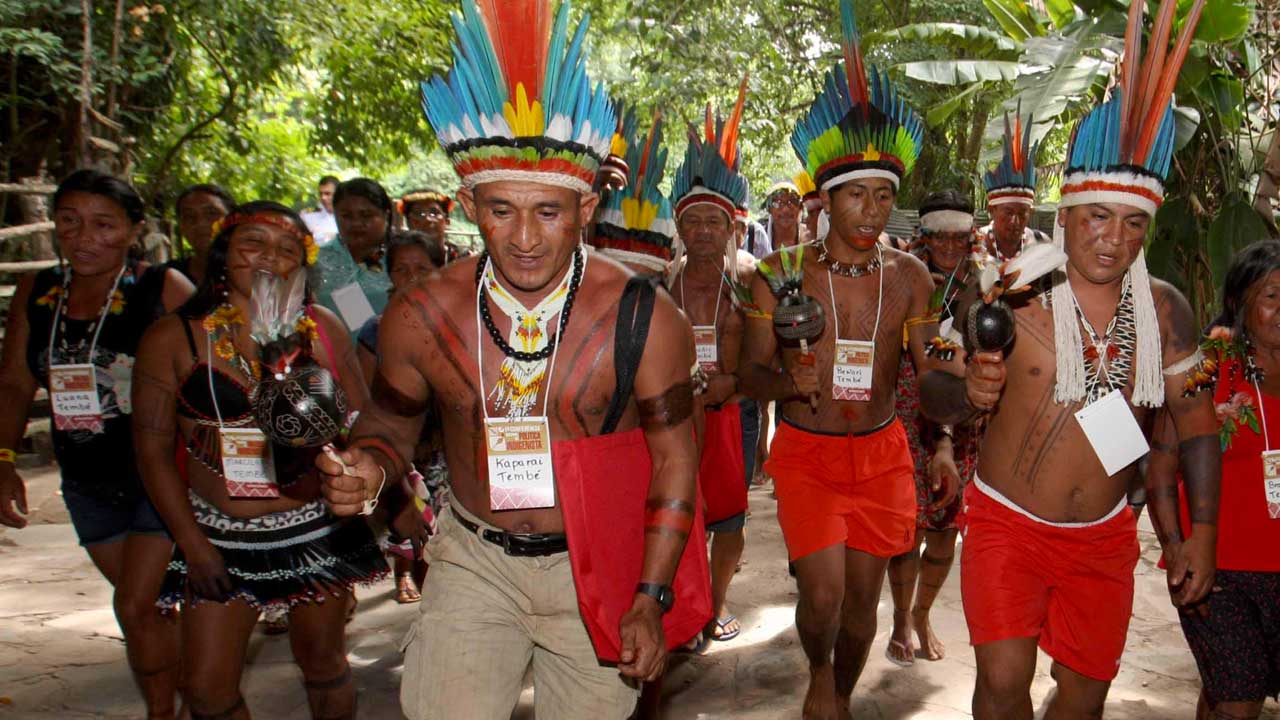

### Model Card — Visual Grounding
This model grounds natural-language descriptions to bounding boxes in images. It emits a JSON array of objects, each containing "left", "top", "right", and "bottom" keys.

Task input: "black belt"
[{"left": 453, "top": 510, "right": 569, "bottom": 557}]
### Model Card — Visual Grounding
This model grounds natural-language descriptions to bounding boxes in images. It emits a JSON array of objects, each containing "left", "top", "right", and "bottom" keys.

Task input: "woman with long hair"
[
  {"left": 132, "top": 201, "right": 388, "bottom": 719},
  {"left": 1147, "top": 239, "right": 1280, "bottom": 720},
  {"left": 0, "top": 169, "right": 193, "bottom": 718}
]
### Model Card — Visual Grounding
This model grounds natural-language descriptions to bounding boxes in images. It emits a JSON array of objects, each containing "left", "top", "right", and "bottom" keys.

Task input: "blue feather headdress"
[
  {"left": 669, "top": 75, "right": 751, "bottom": 221},
  {"left": 1058, "top": 0, "right": 1203, "bottom": 216},
  {"left": 593, "top": 109, "right": 677, "bottom": 273},
  {"left": 1048, "top": 0, "right": 1206, "bottom": 412},
  {"left": 419, "top": 0, "right": 615, "bottom": 194},
  {"left": 984, "top": 104, "right": 1039, "bottom": 207},
  {"left": 791, "top": 0, "right": 924, "bottom": 193}
]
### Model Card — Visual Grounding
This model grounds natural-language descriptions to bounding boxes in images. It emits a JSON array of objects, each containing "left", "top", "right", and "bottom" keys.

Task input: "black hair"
[
  {"left": 319, "top": 175, "right": 340, "bottom": 187},
  {"left": 179, "top": 200, "right": 311, "bottom": 320},
  {"left": 53, "top": 168, "right": 145, "bottom": 223},
  {"left": 919, "top": 189, "right": 973, "bottom": 217},
  {"left": 175, "top": 183, "right": 236, "bottom": 217},
  {"left": 386, "top": 229, "right": 446, "bottom": 271},
  {"left": 334, "top": 177, "right": 392, "bottom": 214},
  {"left": 1214, "top": 239, "right": 1280, "bottom": 338}
]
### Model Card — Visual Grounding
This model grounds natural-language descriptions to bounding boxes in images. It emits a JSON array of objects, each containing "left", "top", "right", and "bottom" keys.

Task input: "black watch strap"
[{"left": 635, "top": 582, "right": 674, "bottom": 613}]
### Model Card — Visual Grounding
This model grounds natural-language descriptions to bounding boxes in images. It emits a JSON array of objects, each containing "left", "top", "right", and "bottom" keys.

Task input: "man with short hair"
[
  {"left": 317, "top": 3, "right": 709, "bottom": 718},
  {"left": 301, "top": 174, "right": 340, "bottom": 244},
  {"left": 399, "top": 189, "right": 469, "bottom": 264},
  {"left": 669, "top": 84, "right": 752, "bottom": 646},
  {"left": 919, "top": 3, "right": 1220, "bottom": 716},
  {"left": 738, "top": 2, "right": 961, "bottom": 715},
  {"left": 762, "top": 181, "right": 806, "bottom": 251}
]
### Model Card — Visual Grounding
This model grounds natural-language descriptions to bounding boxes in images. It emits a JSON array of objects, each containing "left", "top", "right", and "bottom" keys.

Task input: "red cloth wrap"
[
  {"left": 699, "top": 402, "right": 748, "bottom": 525},
  {"left": 552, "top": 428, "right": 713, "bottom": 662}
]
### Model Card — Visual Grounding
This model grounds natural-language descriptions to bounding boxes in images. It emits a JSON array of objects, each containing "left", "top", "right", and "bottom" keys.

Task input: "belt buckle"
[{"left": 499, "top": 532, "right": 517, "bottom": 556}]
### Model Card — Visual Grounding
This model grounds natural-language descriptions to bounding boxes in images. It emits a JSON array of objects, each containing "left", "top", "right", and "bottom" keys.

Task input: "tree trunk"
[
  {"left": 105, "top": 0, "right": 124, "bottom": 119},
  {"left": 1254, "top": 128, "right": 1279, "bottom": 235},
  {"left": 963, "top": 100, "right": 991, "bottom": 168},
  {"left": 76, "top": 0, "right": 94, "bottom": 168},
  {"left": 17, "top": 175, "right": 55, "bottom": 261}
]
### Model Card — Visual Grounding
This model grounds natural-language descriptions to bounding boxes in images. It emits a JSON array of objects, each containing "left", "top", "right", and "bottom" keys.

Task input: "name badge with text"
[
  {"left": 1074, "top": 389, "right": 1149, "bottom": 476},
  {"left": 49, "top": 364, "right": 103, "bottom": 433},
  {"left": 693, "top": 326, "right": 719, "bottom": 373},
  {"left": 220, "top": 428, "right": 279, "bottom": 499},
  {"left": 1261, "top": 449, "right": 1280, "bottom": 520},
  {"left": 833, "top": 340, "right": 874, "bottom": 402},
  {"left": 485, "top": 416, "right": 556, "bottom": 511}
]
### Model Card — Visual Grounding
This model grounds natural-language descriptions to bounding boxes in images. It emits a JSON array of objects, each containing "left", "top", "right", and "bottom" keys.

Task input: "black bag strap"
[{"left": 600, "top": 275, "right": 659, "bottom": 435}]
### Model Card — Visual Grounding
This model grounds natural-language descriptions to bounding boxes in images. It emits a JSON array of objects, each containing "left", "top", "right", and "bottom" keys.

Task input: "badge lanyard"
[
  {"left": 475, "top": 251, "right": 578, "bottom": 511},
  {"left": 680, "top": 268, "right": 724, "bottom": 372},
  {"left": 826, "top": 244, "right": 884, "bottom": 402},
  {"left": 826, "top": 245, "right": 884, "bottom": 348},
  {"left": 826, "top": 247, "right": 884, "bottom": 347},
  {"left": 679, "top": 269, "right": 725, "bottom": 332},
  {"left": 1252, "top": 377, "right": 1280, "bottom": 519},
  {"left": 208, "top": 328, "right": 278, "bottom": 498},
  {"left": 46, "top": 264, "right": 127, "bottom": 371},
  {"left": 474, "top": 252, "right": 577, "bottom": 421}
]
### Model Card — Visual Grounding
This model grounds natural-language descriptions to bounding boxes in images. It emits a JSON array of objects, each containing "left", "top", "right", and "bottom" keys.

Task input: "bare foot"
[
  {"left": 803, "top": 665, "right": 841, "bottom": 720},
  {"left": 911, "top": 607, "right": 945, "bottom": 661}
]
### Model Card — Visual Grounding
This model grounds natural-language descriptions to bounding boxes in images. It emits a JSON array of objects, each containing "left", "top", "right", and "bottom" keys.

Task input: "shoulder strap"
[
  {"left": 599, "top": 276, "right": 659, "bottom": 436},
  {"left": 307, "top": 304, "right": 342, "bottom": 383},
  {"left": 179, "top": 318, "right": 199, "bottom": 361}
]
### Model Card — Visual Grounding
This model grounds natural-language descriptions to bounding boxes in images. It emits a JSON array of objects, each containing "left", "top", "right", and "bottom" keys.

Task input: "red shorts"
[
  {"left": 764, "top": 418, "right": 915, "bottom": 561},
  {"left": 961, "top": 479, "right": 1139, "bottom": 681},
  {"left": 700, "top": 402, "right": 748, "bottom": 526}
]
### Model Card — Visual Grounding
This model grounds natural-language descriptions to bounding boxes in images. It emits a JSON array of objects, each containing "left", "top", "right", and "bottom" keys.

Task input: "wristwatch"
[{"left": 635, "top": 582, "right": 674, "bottom": 613}]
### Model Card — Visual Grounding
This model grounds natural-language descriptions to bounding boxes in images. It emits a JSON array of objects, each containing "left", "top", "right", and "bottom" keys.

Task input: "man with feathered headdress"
[
  {"left": 978, "top": 108, "right": 1051, "bottom": 262},
  {"left": 591, "top": 105, "right": 680, "bottom": 279},
  {"left": 668, "top": 78, "right": 756, "bottom": 649},
  {"left": 737, "top": 1, "right": 965, "bottom": 714},
  {"left": 316, "top": 2, "right": 711, "bottom": 717},
  {"left": 920, "top": 1, "right": 1221, "bottom": 716}
]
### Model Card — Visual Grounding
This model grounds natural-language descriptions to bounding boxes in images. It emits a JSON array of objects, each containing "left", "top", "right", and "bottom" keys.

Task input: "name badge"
[
  {"left": 833, "top": 339, "right": 873, "bottom": 401},
  {"left": 49, "top": 363, "right": 103, "bottom": 432},
  {"left": 1074, "top": 389, "right": 1149, "bottom": 476},
  {"left": 1262, "top": 449, "right": 1280, "bottom": 520},
  {"left": 220, "top": 428, "right": 279, "bottom": 499},
  {"left": 331, "top": 282, "right": 376, "bottom": 331},
  {"left": 485, "top": 416, "right": 555, "bottom": 511},
  {"left": 693, "top": 326, "right": 719, "bottom": 373}
]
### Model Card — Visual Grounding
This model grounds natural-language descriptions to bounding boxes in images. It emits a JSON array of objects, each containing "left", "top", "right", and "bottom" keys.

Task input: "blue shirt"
[{"left": 312, "top": 239, "right": 391, "bottom": 341}]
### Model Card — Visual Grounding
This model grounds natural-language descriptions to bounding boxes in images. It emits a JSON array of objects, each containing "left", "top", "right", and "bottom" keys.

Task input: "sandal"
[
  {"left": 712, "top": 614, "right": 741, "bottom": 642},
  {"left": 885, "top": 638, "right": 915, "bottom": 668},
  {"left": 676, "top": 630, "right": 710, "bottom": 655},
  {"left": 394, "top": 574, "right": 422, "bottom": 604}
]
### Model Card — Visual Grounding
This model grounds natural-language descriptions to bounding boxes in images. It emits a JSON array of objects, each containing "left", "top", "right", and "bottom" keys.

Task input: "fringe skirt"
[{"left": 158, "top": 492, "right": 388, "bottom": 612}]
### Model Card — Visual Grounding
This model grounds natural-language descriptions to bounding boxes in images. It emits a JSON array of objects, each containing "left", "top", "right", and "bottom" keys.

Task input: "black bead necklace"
[{"left": 476, "top": 248, "right": 584, "bottom": 362}]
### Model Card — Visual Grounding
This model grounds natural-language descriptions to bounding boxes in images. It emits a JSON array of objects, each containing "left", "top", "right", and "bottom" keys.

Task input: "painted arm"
[
  {"left": 622, "top": 294, "right": 699, "bottom": 682},
  {"left": 318, "top": 291, "right": 429, "bottom": 521},
  {"left": 1158, "top": 285, "right": 1220, "bottom": 609},
  {"left": 737, "top": 266, "right": 811, "bottom": 402}
]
